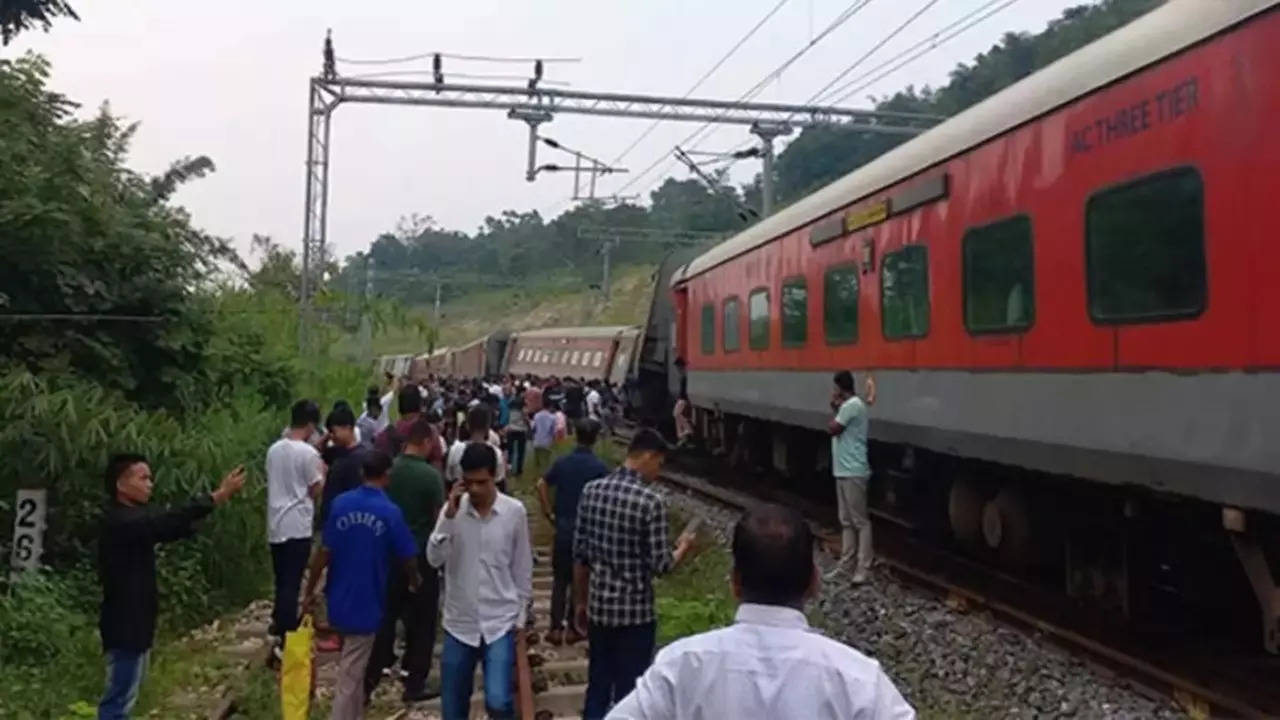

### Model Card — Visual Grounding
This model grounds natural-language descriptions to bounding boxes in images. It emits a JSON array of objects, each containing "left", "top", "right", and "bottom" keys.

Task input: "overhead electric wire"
[
  {"left": 611, "top": 0, "right": 876, "bottom": 197},
  {"left": 800, "top": 0, "right": 942, "bottom": 107},
  {"left": 608, "top": 0, "right": 795, "bottom": 166},
  {"left": 335, "top": 52, "right": 581, "bottom": 66},
  {"left": 822, "top": 0, "right": 1022, "bottom": 106},
  {"left": 653, "top": 0, "right": 1017, "bottom": 192}
]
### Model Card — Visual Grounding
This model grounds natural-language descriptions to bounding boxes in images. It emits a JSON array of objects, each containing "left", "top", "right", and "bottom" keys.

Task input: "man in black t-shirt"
[
  {"left": 319, "top": 405, "right": 366, "bottom": 527},
  {"left": 563, "top": 379, "right": 585, "bottom": 436}
]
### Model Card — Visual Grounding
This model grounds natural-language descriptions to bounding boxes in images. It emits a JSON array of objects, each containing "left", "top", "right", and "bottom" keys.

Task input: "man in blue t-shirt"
[
  {"left": 302, "top": 450, "right": 418, "bottom": 719},
  {"left": 536, "top": 418, "right": 609, "bottom": 645}
]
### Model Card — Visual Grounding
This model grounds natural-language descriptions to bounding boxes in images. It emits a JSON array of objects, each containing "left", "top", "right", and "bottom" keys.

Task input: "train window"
[
  {"left": 1086, "top": 167, "right": 1205, "bottom": 323},
  {"left": 823, "top": 264, "right": 859, "bottom": 345},
  {"left": 723, "top": 297, "right": 741, "bottom": 352},
  {"left": 963, "top": 215, "right": 1034, "bottom": 333},
  {"left": 781, "top": 277, "right": 807, "bottom": 347},
  {"left": 593, "top": 351, "right": 604, "bottom": 367},
  {"left": 571, "top": 350, "right": 581, "bottom": 365},
  {"left": 701, "top": 303, "right": 715, "bottom": 355},
  {"left": 748, "top": 288, "right": 770, "bottom": 350},
  {"left": 881, "top": 245, "right": 930, "bottom": 340}
]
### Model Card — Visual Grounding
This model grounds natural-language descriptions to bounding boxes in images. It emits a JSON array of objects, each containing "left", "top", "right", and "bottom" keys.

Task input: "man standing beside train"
[{"left": 827, "top": 370, "right": 876, "bottom": 584}]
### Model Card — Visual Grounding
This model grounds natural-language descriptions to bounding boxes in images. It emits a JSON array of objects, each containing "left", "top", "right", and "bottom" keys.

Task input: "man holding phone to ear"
[{"left": 98, "top": 455, "right": 246, "bottom": 719}]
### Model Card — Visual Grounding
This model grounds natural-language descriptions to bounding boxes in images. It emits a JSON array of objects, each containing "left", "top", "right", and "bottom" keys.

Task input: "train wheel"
[
  {"left": 983, "top": 487, "right": 1034, "bottom": 570},
  {"left": 948, "top": 476, "right": 984, "bottom": 547}
]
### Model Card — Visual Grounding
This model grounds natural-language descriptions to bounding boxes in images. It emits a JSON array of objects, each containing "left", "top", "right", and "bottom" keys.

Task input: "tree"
[
  {"left": 0, "top": 53, "right": 240, "bottom": 408},
  {"left": 0, "top": 0, "right": 78, "bottom": 45}
]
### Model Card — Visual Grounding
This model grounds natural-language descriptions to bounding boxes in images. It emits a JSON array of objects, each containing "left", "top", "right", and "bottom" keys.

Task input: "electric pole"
[
  {"left": 358, "top": 255, "right": 375, "bottom": 363},
  {"left": 750, "top": 121, "right": 794, "bottom": 217}
]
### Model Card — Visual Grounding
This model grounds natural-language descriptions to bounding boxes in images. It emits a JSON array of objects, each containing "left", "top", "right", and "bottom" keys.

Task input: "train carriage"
[
  {"left": 505, "top": 326, "right": 640, "bottom": 383},
  {"left": 671, "top": 0, "right": 1280, "bottom": 650}
]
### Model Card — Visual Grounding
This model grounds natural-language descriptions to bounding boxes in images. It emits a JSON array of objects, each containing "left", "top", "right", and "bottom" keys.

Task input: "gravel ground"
[{"left": 654, "top": 482, "right": 1188, "bottom": 720}]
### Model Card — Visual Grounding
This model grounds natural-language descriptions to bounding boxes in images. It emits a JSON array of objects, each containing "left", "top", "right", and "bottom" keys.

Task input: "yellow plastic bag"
[{"left": 281, "top": 614, "right": 315, "bottom": 720}]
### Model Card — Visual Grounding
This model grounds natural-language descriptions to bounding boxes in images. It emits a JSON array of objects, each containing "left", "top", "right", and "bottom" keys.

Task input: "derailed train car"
[{"left": 504, "top": 326, "right": 640, "bottom": 384}]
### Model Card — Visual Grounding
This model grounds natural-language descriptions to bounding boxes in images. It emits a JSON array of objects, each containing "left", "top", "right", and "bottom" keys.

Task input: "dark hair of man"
[
  {"left": 424, "top": 409, "right": 443, "bottom": 424},
  {"left": 833, "top": 370, "right": 855, "bottom": 394},
  {"left": 365, "top": 388, "right": 381, "bottom": 413},
  {"left": 290, "top": 399, "right": 321, "bottom": 429},
  {"left": 466, "top": 404, "right": 491, "bottom": 434},
  {"left": 732, "top": 503, "right": 815, "bottom": 606},
  {"left": 575, "top": 418, "right": 600, "bottom": 447},
  {"left": 104, "top": 453, "right": 147, "bottom": 500},
  {"left": 406, "top": 418, "right": 435, "bottom": 446},
  {"left": 326, "top": 404, "right": 356, "bottom": 430},
  {"left": 627, "top": 427, "right": 671, "bottom": 457},
  {"left": 397, "top": 385, "right": 422, "bottom": 416},
  {"left": 362, "top": 449, "right": 394, "bottom": 481},
  {"left": 460, "top": 442, "right": 498, "bottom": 475}
]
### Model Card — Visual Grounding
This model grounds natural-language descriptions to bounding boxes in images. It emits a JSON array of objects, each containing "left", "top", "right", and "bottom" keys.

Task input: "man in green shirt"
[{"left": 365, "top": 418, "right": 445, "bottom": 702}]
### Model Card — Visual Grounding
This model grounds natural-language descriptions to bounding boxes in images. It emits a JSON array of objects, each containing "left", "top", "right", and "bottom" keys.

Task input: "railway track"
[{"left": 650, "top": 462, "right": 1280, "bottom": 719}]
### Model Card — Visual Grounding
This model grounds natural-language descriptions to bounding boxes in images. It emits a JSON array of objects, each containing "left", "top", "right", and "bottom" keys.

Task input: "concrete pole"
[
  {"left": 601, "top": 239, "right": 613, "bottom": 303},
  {"left": 761, "top": 135, "right": 776, "bottom": 218},
  {"left": 358, "top": 256, "right": 374, "bottom": 363}
]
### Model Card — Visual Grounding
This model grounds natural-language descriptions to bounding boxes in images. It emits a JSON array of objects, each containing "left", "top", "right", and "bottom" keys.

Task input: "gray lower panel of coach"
[{"left": 687, "top": 369, "right": 1280, "bottom": 515}]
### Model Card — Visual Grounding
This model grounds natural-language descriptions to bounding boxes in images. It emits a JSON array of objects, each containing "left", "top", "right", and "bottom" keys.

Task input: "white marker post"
[{"left": 10, "top": 489, "right": 48, "bottom": 575}]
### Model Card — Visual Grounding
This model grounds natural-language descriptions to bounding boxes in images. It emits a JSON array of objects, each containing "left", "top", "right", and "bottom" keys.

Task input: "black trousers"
[
  {"left": 583, "top": 621, "right": 656, "bottom": 719},
  {"left": 365, "top": 555, "right": 440, "bottom": 695},
  {"left": 270, "top": 537, "right": 312, "bottom": 638},
  {"left": 549, "top": 536, "right": 575, "bottom": 631}
]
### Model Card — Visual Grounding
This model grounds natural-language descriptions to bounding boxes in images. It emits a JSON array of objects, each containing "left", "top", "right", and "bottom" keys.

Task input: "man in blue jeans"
[
  {"left": 98, "top": 454, "right": 246, "bottom": 719},
  {"left": 427, "top": 443, "right": 533, "bottom": 720},
  {"left": 572, "top": 429, "right": 695, "bottom": 719}
]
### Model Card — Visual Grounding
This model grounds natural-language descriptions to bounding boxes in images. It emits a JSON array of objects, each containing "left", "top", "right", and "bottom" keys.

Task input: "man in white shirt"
[
  {"left": 607, "top": 503, "right": 915, "bottom": 720},
  {"left": 427, "top": 443, "right": 532, "bottom": 720},
  {"left": 265, "top": 399, "right": 325, "bottom": 651},
  {"left": 585, "top": 381, "right": 602, "bottom": 421},
  {"left": 445, "top": 404, "right": 506, "bottom": 493}
]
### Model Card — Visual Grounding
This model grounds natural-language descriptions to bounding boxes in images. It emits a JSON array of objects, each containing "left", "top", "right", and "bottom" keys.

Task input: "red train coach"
[{"left": 671, "top": 0, "right": 1280, "bottom": 649}]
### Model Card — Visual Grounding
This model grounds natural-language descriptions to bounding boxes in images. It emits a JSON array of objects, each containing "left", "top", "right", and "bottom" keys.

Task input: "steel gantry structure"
[{"left": 299, "top": 44, "right": 944, "bottom": 350}]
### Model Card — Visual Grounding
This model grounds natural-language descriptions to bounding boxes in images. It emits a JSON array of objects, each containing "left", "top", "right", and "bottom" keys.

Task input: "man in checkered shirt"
[{"left": 572, "top": 428, "right": 695, "bottom": 719}]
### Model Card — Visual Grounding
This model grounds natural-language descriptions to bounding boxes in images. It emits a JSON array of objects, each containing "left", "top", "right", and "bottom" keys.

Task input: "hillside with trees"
[{"left": 349, "top": 0, "right": 1164, "bottom": 318}]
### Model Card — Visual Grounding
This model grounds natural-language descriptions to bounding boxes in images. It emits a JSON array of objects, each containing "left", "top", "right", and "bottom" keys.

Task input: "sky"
[{"left": 5, "top": 0, "right": 1084, "bottom": 264}]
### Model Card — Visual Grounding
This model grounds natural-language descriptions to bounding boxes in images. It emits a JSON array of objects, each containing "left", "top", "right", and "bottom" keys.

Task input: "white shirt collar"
[{"left": 734, "top": 602, "right": 809, "bottom": 630}]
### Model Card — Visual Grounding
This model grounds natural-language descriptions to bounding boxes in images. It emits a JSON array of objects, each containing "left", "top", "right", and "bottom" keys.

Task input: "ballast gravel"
[{"left": 654, "top": 481, "right": 1187, "bottom": 720}]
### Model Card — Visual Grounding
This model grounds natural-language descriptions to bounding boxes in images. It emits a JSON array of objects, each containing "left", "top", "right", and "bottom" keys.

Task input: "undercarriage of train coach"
[{"left": 684, "top": 409, "right": 1280, "bottom": 656}]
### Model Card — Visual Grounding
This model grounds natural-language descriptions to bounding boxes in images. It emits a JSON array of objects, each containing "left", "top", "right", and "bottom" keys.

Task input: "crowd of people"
[{"left": 95, "top": 368, "right": 912, "bottom": 719}]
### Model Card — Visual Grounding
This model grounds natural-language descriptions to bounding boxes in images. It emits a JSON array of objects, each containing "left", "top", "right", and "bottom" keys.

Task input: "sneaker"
[
  {"left": 546, "top": 628, "right": 564, "bottom": 646},
  {"left": 564, "top": 628, "right": 585, "bottom": 645},
  {"left": 850, "top": 571, "right": 869, "bottom": 585}
]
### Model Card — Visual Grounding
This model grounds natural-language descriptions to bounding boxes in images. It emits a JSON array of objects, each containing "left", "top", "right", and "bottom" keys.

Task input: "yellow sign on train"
[{"left": 843, "top": 200, "right": 889, "bottom": 233}]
